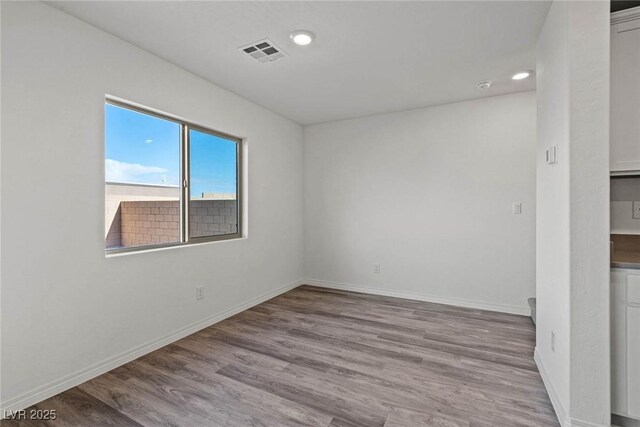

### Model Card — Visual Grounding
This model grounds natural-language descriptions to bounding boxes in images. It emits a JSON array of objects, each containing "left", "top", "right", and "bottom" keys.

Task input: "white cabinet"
[
  {"left": 611, "top": 8, "right": 640, "bottom": 174},
  {"left": 612, "top": 268, "right": 640, "bottom": 420},
  {"left": 613, "top": 270, "right": 629, "bottom": 415},
  {"left": 629, "top": 306, "right": 640, "bottom": 418}
]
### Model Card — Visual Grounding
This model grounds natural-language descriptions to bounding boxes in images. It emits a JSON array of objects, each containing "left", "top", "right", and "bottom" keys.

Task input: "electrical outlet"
[
  {"left": 551, "top": 331, "right": 555, "bottom": 352},
  {"left": 196, "top": 286, "right": 205, "bottom": 301},
  {"left": 374, "top": 263, "right": 381, "bottom": 274},
  {"left": 633, "top": 201, "right": 640, "bottom": 219}
]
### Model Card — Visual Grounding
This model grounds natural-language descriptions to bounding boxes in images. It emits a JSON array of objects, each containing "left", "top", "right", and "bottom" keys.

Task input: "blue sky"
[
  {"left": 105, "top": 104, "right": 237, "bottom": 197},
  {"left": 189, "top": 129, "right": 237, "bottom": 197}
]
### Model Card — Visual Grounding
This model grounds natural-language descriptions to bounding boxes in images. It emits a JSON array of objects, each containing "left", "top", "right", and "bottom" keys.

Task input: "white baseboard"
[
  {"left": 0, "top": 279, "right": 303, "bottom": 414},
  {"left": 570, "top": 419, "right": 612, "bottom": 427},
  {"left": 304, "top": 278, "right": 530, "bottom": 316},
  {"left": 535, "top": 348, "right": 569, "bottom": 426},
  {"left": 534, "top": 348, "right": 610, "bottom": 427}
]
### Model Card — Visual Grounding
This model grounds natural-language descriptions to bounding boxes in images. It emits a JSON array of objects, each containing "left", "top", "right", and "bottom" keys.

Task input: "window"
[{"left": 105, "top": 99, "right": 242, "bottom": 253}]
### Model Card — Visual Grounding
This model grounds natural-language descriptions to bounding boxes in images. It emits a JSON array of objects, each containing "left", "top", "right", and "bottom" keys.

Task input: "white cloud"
[{"left": 105, "top": 158, "right": 168, "bottom": 183}]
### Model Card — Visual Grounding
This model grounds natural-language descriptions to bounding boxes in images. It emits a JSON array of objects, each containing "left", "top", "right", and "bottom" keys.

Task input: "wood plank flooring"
[{"left": 2, "top": 285, "right": 558, "bottom": 426}]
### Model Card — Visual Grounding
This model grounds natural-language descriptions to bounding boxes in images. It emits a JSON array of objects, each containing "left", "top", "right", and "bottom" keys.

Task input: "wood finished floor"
[{"left": 3, "top": 286, "right": 558, "bottom": 426}]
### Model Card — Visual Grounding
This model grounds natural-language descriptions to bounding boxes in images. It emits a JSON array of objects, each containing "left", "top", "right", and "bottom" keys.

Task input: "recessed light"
[
  {"left": 476, "top": 81, "right": 492, "bottom": 90},
  {"left": 290, "top": 30, "right": 314, "bottom": 46},
  {"left": 512, "top": 71, "right": 531, "bottom": 81}
]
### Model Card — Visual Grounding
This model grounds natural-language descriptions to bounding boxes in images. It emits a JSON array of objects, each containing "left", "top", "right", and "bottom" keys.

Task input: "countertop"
[{"left": 611, "top": 261, "right": 640, "bottom": 270}]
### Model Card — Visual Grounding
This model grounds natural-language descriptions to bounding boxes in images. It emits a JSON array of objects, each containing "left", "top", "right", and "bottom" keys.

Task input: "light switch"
[
  {"left": 634, "top": 202, "right": 640, "bottom": 219},
  {"left": 546, "top": 146, "right": 558, "bottom": 165},
  {"left": 512, "top": 202, "right": 522, "bottom": 214}
]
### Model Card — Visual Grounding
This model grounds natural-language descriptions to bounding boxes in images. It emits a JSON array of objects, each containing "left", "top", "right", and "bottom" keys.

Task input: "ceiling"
[{"left": 48, "top": 1, "right": 550, "bottom": 125}]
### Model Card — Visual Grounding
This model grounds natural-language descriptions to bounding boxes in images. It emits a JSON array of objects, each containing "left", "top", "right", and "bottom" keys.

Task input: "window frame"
[{"left": 105, "top": 98, "right": 243, "bottom": 255}]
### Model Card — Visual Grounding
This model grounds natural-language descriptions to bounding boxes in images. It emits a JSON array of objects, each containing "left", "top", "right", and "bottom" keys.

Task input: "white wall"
[
  {"left": 1, "top": 1, "right": 304, "bottom": 410},
  {"left": 0, "top": 0, "right": 4, "bottom": 412},
  {"left": 304, "top": 91, "right": 537, "bottom": 314},
  {"left": 535, "top": 1, "right": 611, "bottom": 426},
  {"left": 567, "top": 2, "right": 610, "bottom": 423},
  {"left": 536, "top": 0, "right": 572, "bottom": 416}
]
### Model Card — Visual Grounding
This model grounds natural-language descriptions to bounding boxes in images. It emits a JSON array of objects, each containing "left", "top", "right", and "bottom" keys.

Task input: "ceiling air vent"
[{"left": 239, "top": 39, "right": 286, "bottom": 63}]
